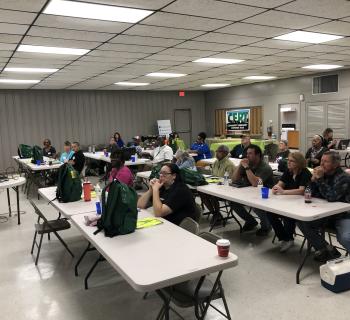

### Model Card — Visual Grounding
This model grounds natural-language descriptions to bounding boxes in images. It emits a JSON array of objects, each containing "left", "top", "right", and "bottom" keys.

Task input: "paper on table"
[{"left": 136, "top": 217, "right": 163, "bottom": 229}]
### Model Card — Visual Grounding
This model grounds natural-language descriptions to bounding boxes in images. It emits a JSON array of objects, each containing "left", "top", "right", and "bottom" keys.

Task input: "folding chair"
[
  {"left": 29, "top": 200, "right": 74, "bottom": 265},
  {"left": 179, "top": 217, "right": 200, "bottom": 235},
  {"left": 156, "top": 231, "right": 232, "bottom": 320}
]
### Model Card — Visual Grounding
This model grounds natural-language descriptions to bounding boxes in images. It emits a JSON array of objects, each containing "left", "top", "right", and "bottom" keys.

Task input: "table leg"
[
  {"left": 15, "top": 186, "right": 20, "bottom": 225},
  {"left": 7, "top": 188, "right": 12, "bottom": 217},
  {"left": 296, "top": 241, "right": 312, "bottom": 284},
  {"left": 156, "top": 289, "right": 170, "bottom": 320}
]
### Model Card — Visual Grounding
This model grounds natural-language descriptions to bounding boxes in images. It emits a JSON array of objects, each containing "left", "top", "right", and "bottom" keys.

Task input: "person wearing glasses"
[
  {"left": 42, "top": 138, "right": 56, "bottom": 158},
  {"left": 267, "top": 152, "right": 312, "bottom": 252},
  {"left": 137, "top": 163, "right": 197, "bottom": 225}
]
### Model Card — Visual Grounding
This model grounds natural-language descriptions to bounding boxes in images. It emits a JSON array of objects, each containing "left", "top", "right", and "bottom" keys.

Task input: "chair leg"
[
  {"left": 48, "top": 233, "right": 51, "bottom": 241},
  {"left": 52, "top": 230, "right": 74, "bottom": 257},
  {"left": 35, "top": 234, "right": 44, "bottom": 265},
  {"left": 31, "top": 231, "right": 37, "bottom": 254},
  {"left": 272, "top": 234, "right": 277, "bottom": 244},
  {"left": 299, "top": 237, "right": 306, "bottom": 254},
  {"left": 143, "top": 292, "right": 149, "bottom": 300}
]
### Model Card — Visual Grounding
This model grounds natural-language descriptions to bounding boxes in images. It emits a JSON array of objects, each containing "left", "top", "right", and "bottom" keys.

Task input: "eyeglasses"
[
  {"left": 159, "top": 171, "right": 172, "bottom": 176},
  {"left": 287, "top": 159, "right": 296, "bottom": 163}
]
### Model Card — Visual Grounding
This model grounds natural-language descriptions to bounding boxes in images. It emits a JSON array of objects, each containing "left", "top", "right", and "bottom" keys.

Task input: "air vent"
[{"left": 312, "top": 74, "right": 338, "bottom": 94}]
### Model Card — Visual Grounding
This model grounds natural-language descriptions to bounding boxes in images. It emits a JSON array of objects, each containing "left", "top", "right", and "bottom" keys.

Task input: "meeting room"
[{"left": 1, "top": 1, "right": 350, "bottom": 319}]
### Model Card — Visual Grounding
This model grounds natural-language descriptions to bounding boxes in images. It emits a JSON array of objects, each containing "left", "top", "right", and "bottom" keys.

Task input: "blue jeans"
[{"left": 298, "top": 213, "right": 350, "bottom": 252}]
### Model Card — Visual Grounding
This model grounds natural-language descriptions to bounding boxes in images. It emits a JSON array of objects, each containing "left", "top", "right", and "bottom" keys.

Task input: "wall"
[
  {"left": 205, "top": 69, "right": 350, "bottom": 153},
  {"left": 0, "top": 90, "right": 205, "bottom": 171}
]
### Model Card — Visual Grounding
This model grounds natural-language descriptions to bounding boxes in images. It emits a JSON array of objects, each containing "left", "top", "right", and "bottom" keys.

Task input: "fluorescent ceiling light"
[
  {"left": 302, "top": 64, "right": 343, "bottom": 70},
  {"left": 115, "top": 82, "right": 149, "bottom": 86},
  {"left": 18, "top": 44, "right": 89, "bottom": 55},
  {"left": 4, "top": 67, "right": 58, "bottom": 73},
  {"left": 274, "top": 31, "right": 343, "bottom": 44},
  {"left": 44, "top": 0, "right": 153, "bottom": 23},
  {"left": 280, "top": 107, "right": 296, "bottom": 112},
  {"left": 146, "top": 72, "right": 187, "bottom": 78},
  {"left": 193, "top": 58, "right": 244, "bottom": 64},
  {"left": 243, "top": 76, "right": 276, "bottom": 80},
  {"left": 201, "top": 84, "right": 230, "bottom": 88},
  {"left": 0, "top": 79, "right": 40, "bottom": 84}
]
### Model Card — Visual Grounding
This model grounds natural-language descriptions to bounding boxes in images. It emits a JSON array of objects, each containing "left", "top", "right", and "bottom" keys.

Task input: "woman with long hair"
[{"left": 113, "top": 132, "right": 125, "bottom": 148}]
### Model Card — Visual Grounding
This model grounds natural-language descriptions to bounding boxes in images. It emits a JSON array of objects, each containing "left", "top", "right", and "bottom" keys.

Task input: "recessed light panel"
[
  {"left": 146, "top": 73, "right": 187, "bottom": 78},
  {"left": 243, "top": 76, "right": 276, "bottom": 80},
  {"left": 0, "top": 79, "right": 40, "bottom": 84},
  {"left": 274, "top": 31, "right": 343, "bottom": 44},
  {"left": 193, "top": 58, "right": 244, "bottom": 64},
  {"left": 17, "top": 44, "right": 90, "bottom": 55},
  {"left": 302, "top": 64, "right": 343, "bottom": 70},
  {"left": 44, "top": 0, "right": 153, "bottom": 23},
  {"left": 115, "top": 82, "right": 150, "bottom": 86},
  {"left": 4, "top": 67, "right": 58, "bottom": 73},
  {"left": 201, "top": 84, "right": 230, "bottom": 87}
]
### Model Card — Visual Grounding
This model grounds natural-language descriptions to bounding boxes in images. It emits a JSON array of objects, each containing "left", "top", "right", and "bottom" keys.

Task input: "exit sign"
[{"left": 179, "top": 91, "right": 185, "bottom": 97}]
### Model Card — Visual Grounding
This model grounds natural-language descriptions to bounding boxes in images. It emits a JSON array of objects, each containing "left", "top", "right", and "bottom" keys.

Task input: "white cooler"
[{"left": 320, "top": 257, "right": 350, "bottom": 293}]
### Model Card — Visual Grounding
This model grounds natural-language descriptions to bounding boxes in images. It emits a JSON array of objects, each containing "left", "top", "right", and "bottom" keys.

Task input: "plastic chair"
[
  {"left": 179, "top": 217, "right": 199, "bottom": 235},
  {"left": 30, "top": 200, "right": 74, "bottom": 265},
  {"left": 156, "top": 232, "right": 232, "bottom": 320}
]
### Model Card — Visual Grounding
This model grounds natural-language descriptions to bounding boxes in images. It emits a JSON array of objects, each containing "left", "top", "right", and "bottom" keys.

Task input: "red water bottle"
[{"left": 83, "top": 178, "right": 91, "bottom": 202}]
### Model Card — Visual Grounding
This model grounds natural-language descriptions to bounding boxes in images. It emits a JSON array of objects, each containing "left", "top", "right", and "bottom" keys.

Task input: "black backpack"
[
  {"left": 56, "top": 163, "right": 82, "bottom": 203},
  {"left": 95, "top": 180, "right": 138, "bottom": 237}
]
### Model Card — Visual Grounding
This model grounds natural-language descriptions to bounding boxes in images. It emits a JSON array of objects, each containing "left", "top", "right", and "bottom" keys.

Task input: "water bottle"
[
  {"left": 223, "top": 171, "right": 229, "bottom": 186},
  {"left": 304, "top": 186, "right": 312, "bottom": 203},
  {"left": 264, "top": 155, "right": 269, "bottom": 164},
  {"left": 92, "top": 145, "right": 96, "bottom": 154},
  {"left": 95, "top": 183, "right": 102, "bottom": 202},
  {"left": 257, "top": 178, "right": 263, "bottom": 189},
  {"left": 88, "top": 145, "right": 92, "bottom": 153},
  {"left": 83, "top": 178, "right": 92, "bottom": 202}
]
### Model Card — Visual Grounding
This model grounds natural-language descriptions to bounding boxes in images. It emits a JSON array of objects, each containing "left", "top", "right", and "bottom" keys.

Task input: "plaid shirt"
[{"left": 311, "top": 167, "right": 350, "bottom": 203}]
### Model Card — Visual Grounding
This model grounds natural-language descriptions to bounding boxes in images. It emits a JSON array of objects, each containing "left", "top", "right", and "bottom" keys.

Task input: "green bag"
[
  {"left": 18, "top": 144, "right": 33, "bottom": 159},
  {"left": 149, "top": 164, "right": 162, "bottom": 180},
  {"left": 180, "top": 168, "right": 208, "bottom": 186},
  {"left": 96, "top": 180, "right": 138, "bottom": 237},
  {"left": 31, "top": 145, "right": 43, "bottom": 164},
  {"left": 56, "top": 163, "right": 82, "bottom": 203}
]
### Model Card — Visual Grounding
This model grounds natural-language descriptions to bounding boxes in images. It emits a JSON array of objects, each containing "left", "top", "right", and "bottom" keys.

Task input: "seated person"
[
  {"left": 43, "top": 139, "right": 56, "bottom": 158},
  {"left": 189, "top": 132, "right": 211, "bottom": 162},
  {"left": 150, "top": 136, "right": 174, "bottom": 164},
  {"left": 298, "top": 151, "right": 350, "bottom": 262},
  {"left": 230, "top": 134, "right": 250, "bottom": 159},
  {"left": 322, "top": 128, "right": 337, "bottom": 149},
  {"left": 231, "top": 144, "right": 274, "bottom": 236},
  {"left": 114, "top": 132, "right": 125, "bottom": 148},
  {"left": 60, "top": 140, "right": 74, "bottom": 162},
  {"left": 107, "top": 136, "right": 119, "bottom": 152},
  {"left": 275, "top": 140, "right": 290, "bottom": 172},
  {"left": 137, "top": 163, "right": 197, "bottom": 225},
  {"left": 127, "top": 136, "right": 143, "bottom": 155},
  {"left": 175, "top": 150, "right": 196, "bottom": 171},
  {"left": 200, "top": 145, "right": 236, "bottom": 226},
  {"left": 69, "top": 141, "right": 85, "bottom": 174},
  {"left": 267, "top": 152, "right": 311, "bottom": 252},
  {"left": 305, "top": 135, "right": 328, "bottom": 168},
  {"left": 108, "top": 151, "right": 133, "bottom": 187}
]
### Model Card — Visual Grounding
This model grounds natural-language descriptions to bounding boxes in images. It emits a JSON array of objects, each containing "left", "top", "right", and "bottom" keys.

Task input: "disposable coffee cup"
[
  {"left": 216, "top": 239, "right": 230, "bottom": 258},
  {"left": 261, "top": 187, "right": 269, "bottom": 199}
]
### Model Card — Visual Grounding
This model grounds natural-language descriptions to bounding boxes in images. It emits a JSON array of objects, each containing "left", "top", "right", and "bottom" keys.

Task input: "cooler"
[{"left": 320, "top": 257, "right": 350, "bottom": 293}]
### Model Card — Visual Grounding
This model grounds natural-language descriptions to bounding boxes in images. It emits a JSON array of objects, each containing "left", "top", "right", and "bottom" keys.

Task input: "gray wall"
[
  {"left": 205, "top": 69, "right": 350, "bottom": 153},
  {"left": 0, "top": 90, "right": 205, "bottom": 171}
]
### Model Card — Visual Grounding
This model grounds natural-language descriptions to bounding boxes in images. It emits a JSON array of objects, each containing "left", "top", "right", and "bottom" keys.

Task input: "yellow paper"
[{"left": 137, "top": 217, "right": 163, "bottom": 229}]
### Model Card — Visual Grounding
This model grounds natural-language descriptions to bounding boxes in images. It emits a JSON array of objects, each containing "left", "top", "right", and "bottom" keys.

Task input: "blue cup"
[
  {"left": 95, "top": 202, "right": 101, "bottom": 215},
  {"left": 261, "top": 187, "right": 269, "bottom": 199},
  {"left": 36, "top": 160, "right": 41, "bottom": 166},
  {"left": 131, "top": 155, "right": 136, "bottom": 162}
]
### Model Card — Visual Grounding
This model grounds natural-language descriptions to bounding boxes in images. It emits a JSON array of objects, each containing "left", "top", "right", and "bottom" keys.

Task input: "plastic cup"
[
  {"left": 261, "top": 187, "right": 269, "bottom": 199},
  {"left": 95, "top": 202, "right": 101, "bottom": 215},
  {"left": 216, "top": 239, "right": 230, "bottom": 258},
  {"left": 36, "top": 160, "right": 41, "bottom": 166},
  {"left": 131, "top": 155, "right": 136, "bottom": 162}
]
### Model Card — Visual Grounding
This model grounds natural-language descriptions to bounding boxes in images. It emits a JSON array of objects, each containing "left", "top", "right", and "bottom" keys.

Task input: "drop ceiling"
[{"left": 0, "top": 0, "right": 350, "bottom": 90}]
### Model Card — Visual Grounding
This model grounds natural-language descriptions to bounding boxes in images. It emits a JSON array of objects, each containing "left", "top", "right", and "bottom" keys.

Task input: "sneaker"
[
  {"left": 314, "top": 246, "right": 341, "bottom": 263},
  {"left": 280, "top": 240, "right": 294, "bottom": 253},
  {"left": 242, "top": 222, "right": 258, "bottom": 232},
  {"left": 255, "top": 228, "right": 271, "bottom": 236}
]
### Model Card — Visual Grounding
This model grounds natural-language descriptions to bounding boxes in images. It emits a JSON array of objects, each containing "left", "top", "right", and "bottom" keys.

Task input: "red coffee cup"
[{"left": 216, "top": 239, "right": 230, "bottom": 258}]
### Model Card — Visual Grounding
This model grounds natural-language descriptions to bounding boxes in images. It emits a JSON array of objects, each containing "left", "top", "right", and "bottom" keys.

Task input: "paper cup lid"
[{"left": 216, "top": 239, "right": 230, "bottom": 246}]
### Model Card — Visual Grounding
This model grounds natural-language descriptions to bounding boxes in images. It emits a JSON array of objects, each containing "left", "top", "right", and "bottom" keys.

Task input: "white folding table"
[{"left": 84, "top": 152, "right": 151, "bottom": 166}]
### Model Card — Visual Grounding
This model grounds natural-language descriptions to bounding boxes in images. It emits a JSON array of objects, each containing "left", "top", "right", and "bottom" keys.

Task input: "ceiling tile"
[
  {"left": 278, "top": 0, "right": 350, "bottom": 19},
  {"left": 34, "top": 15, "right": 131, "bottom": 34},
  {"left": 160, "top": 48, "right": 218, "bottom": 57},
  {"left": 216, "top": 22, "right": 293, "bottom": 38},
  {"left": 243, "top": 10, "right": 329, "bottom": 29},
  {"left": 323, "top": 37, "right": 350, "bottom": 47},
  {"left": 110, "top": 35, "right": 182, "bottom": 47},
  {"left": 194, "top": 32, "right": 263, "bottom": 45},
  {"left": 298, "top": 44, "right": 349, "bottom": 53},
  {"left": 230, "top": 46, "right": 283, "bottom": 55},
  {"left": 314, "top": 53, "right": 350, "bottom": 61},
  {"left": 0, "top": 34, "right": 22, "bottom": 44},
  {"left": 145, "top": 54, "right": 193, "bottom": 62},
  {"left": 0, "top": 22, "right": 28, "bottom": 35},
  {"left": 134, "top": 59, "right": 179, "bottom": 66},
  {"left": 222, "top": 0, "right": 293, "bottom": 8},
  {"left": 81, "top": 0, "right": 173, "bottom": 10},
  {"left": 0, "top": 50, "right": 12, "bottom": 58},
  {"left": 28, "top": 26, "right": 113, "bottom": 42},
  {"left": 253, "top": 39, "right": 310, "bottom": 50},
  {"left": 306, "top": 21, "right": 350, "bottom": 36},
  {"left": 22, "top": 36, "right": 101, "bottom": 49},
  {"left": 274, "top": 50, "right": 322, "bottom": 58},
  {"left": 98, "top": 43, "right": 164, "bottom": 53},
  {"left": 175, "top": 40, "right": 236, "bottom": 51},
  {"left": 0, "top": 8, "right": 36, "bottom": 24},
  {"left": 0, "top": 42, "right": 16, "bottom": 50},
  {"left": 0, "top": 0, "right": 46, "bottom": 12},
  {"left": 141, "top": 12, "right": 231, "bottom": 31},
  {"left": 164, "top": 0, "right": 265, "bottom": 21},
  {"left": 124, "top": 25, "right": 205, "bottom": 40}
]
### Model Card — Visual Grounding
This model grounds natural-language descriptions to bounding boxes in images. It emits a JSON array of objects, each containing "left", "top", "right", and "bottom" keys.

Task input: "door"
[{"left": 174, "top": 109, "right": 192, "bottom": 147}]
